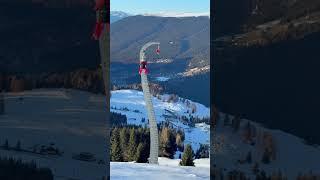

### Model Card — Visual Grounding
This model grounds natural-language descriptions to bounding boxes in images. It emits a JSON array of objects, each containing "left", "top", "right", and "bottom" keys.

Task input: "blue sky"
[{"left": 111, "top": 0, "right": 210, "bottom": 14}]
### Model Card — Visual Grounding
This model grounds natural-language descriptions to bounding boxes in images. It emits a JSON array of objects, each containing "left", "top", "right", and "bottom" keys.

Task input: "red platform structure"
[{"left": 139, "top": 61, "right": 149, "bottom": 75}]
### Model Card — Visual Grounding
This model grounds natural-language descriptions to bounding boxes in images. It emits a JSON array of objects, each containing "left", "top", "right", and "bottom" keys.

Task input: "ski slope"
[
  {"left": 0, "top": 89, "right": 107, "bottom": 179},
  {"left": 110, "top": 89, "right": 210, "bottom": 151},
  {"left": 110, "top": 90, "right": 209, "bottom": 121},
  {"left": 155, "top": 76, "right": 170, "bottom": 82},
  {"left": 111, "top": 157, "right": 210, "bottom": 180}
]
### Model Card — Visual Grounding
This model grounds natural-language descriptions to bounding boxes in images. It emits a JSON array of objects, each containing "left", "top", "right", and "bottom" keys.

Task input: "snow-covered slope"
[
  {"left": 213, "top": 112, "right": 320, "bottom": 179},
  {"left": 111, "top": 11, "right": 131, "bottom": 23},
  {"left": 110, "top": 89, "right": 210, "bottom": 151},
  {"left": 0, "top": 89, "right": 210, "bottom": 179},
  {"left": 109, "top": 89, "right": 210, "bottom": 179},
  {"left": 111, "top": 157, "right": 210, "bottom": 180},
  {"left": 0, "top": 89, "right": 107, "bottom": 179}
]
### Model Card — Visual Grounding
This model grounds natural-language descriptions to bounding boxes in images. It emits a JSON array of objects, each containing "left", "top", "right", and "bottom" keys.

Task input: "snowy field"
[
  {"left": 109, "top": 89, "right": 210, "bottom": 179},
  {"left": 111, "top": 157, "right": 210, "bottom": 180},
  {"left": 0, "top": 89, "right": 107, "bottom": 179},
  {"left": 154, "top": 76, "right": 170, "bottom": 82},
  {"left": 110, "top": 89, "right": 210, "bottom": 151}
]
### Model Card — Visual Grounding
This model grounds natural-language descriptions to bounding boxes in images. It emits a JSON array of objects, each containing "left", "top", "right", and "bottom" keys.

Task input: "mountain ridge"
[
  {"left": 111, "top": 15, "right": 210, "bottom": 70},
  {"left": 111, "top": 11, "right": 131, "bottom": 23}
]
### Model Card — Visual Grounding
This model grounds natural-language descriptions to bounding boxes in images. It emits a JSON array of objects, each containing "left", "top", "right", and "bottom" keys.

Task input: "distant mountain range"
[
  {"left": 141, "top": 12, "right": 210, "bottom": 18},
  {"left": 111, "top": 15, "right": 210, "bottom": 70},
  {"left": 110, "top": 11, "right": 210, "bottom": 23},
  {"left": 110, "top": 11, "right": 131, "bottom": 23},
  {"left": 109, "top": 15, "right": 210, "bottom": 106}
]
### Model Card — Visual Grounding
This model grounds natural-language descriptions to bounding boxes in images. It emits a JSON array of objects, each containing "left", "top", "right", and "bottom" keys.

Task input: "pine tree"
[
  {"left": 136, "top": 127, "right": 144, "bottom": 143},
  {"left": 135, "top": 142, "right": 143, "bottom": 162},
  {"left": 135, "top": 142, "right": 148, "bottom": 163},
  {"left": 176, "top": 133, "right": 184, "bottom": 152},
  {"left": 177, "top": 129, "right": 185, "bottom": 142},
  {"left": 111, "top": 128, "right": 123, "bottom": 162},
  {"left": 159, "top": 127, "right": 176, "bottom": 158},
  {"left": 119, "top": 128, "right": 129, "bottom": 161},
  {"left": 180, "top": 144, "right": 194, "bottom": 166},
  {"left": 191, "top": 103, "right": 197, "bottom": 114},
  {"left": 143, "top": 128, "right": 150, "bottom": 160},
  {"left": 195, "top": 144, "right": 209, "bottom": 159},
  {"left": 127, "top": 128, "right": 137, "bottom": 161}
]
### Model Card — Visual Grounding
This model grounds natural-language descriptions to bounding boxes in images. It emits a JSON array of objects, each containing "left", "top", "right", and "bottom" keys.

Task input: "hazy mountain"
[
  {"left": 141, "top": 12, "right": 210, "bottom": 18},
  {"left": 110, "top": 15, "right": 210, "bottom": 105},
  {"left": 110, "top": 11, "right": 131, "bottom": 23},
  {"left": 110, "top": 15, "right": 210, "bottom": 70}
]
